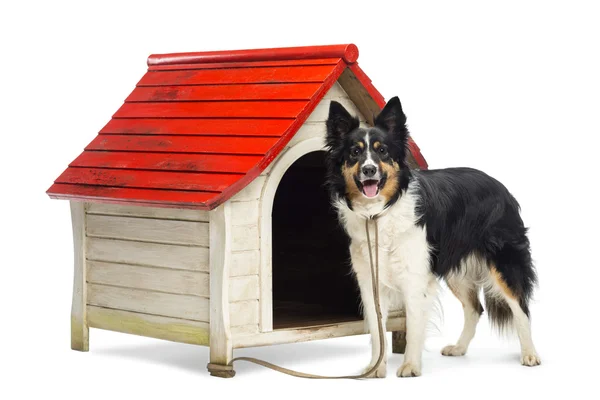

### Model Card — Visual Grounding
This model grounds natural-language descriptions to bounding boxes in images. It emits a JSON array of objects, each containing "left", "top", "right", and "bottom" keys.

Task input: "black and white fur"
[{"left": 324, "top": 98, "right": 540, "bottom": 378}]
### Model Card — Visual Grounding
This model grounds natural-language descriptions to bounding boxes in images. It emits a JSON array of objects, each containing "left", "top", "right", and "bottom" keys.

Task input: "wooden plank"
[
  {"left": 86, "top": 214, "right": 209, "bottom": 246},
  {"left": 88, "top": 263, "right": 258, "bottom": 302},
  {"left": 274, "top": 314, "right": 361, "bottom": 330},
  {"left": 337, "top": 68, "right": 382, "bottom": 126},
  {"left": 87, "top": 306, "right": 209, "bottom": 346},
  {"left": 113, "top": 101, "right": 307, "bottom": 119},
  {"left": 285, "top": 123, "right": 325, "bottom": 149},
  {"left": 148, "top": 58, "right": 341, "bottom": 71},
  {"left": 87, "top": 283, "right": 209, "bottom": 322},
  {"left": 86, "top": 237, "right": 209, "bottom": 271},
  {"left": 87, "top": 261, "right": 209, "bottom": 297},
  {"left": 86, "top": 203, "right": 208, "bottom": 222},
  {"left": 137, "top": 65, "right": 334, "bottom": 86},
  {"left": 229, "top": 176, "right": 265, "bottom": 201},
  {"left": 230, "top": 275, "right": 259, "bottom": 302},
  {"left": 230, "top": 325, "right": 259, "bottom": 336},
  {"left": 146, "top": 45, "right": 355, "bottom": 66},
  {"left": 234, "top": 317, "right": 406, "bottom": 349},
  {"left": 208, "top": 203, "right": 233, "bottom": 369},
  {"left": 321, "top": 81, "right": 352, "bottom": 99},
  {"left": 70, "top": 201, "right": 88, "bottom": 351},
  {"left": 230, "top": 300, "right": 259, "bottom": 327},
  {"left": 126, "top": 83, "right": 322, "bottom": 102},
  {"left": 86, "top": 135, "right": 278, "bottom": 156},
  {"left": 47, "top": 184, "right": 215, "bottom": 210},
  {"left": 56, "top": 168, "right": 241, "bottom": 193},
  {"left": 72, "top": 151, "right": 262, "bottom": 175},
  {"left": 306, "top": 97, "right": 363, "bottom": 123},
  {"left": 230, "top": 250, "right": 260, "bottom": 277},
  {"left": 230, "top": 200, "right": 259, "bottom": 226},
  {"left": 231, "top": 225, "right": 259, "bottom": 251},
  {"left": 99, "top": 118, "right": 292, "bottom": 136}
]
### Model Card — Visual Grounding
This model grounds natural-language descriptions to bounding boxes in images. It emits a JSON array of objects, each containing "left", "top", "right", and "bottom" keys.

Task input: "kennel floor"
[{"left": 272, "top": 300, "right": 362, "bottom": 330}]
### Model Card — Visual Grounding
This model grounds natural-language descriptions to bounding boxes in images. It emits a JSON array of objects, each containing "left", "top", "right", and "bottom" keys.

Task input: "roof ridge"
[{"left": 147, "top": 44, "right": 359, "bottom": 67}]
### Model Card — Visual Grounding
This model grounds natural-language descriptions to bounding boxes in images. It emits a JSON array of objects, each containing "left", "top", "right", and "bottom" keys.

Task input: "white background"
[{"left": 2, "top": 0, "right": 599, "bottom": 398}]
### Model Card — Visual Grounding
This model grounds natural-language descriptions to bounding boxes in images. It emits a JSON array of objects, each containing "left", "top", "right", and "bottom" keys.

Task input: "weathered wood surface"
[
  {"left": 87, "top": 283, "right": 209, "bottom": 322},
  {"left": 87, "top": 202, "right": 208, "bottom": 221},
  {"left": 86, "top": 214, "right": 209, "bottom": 246},
  {"left": 87, "top": 306, "right": 209, "bottom": 346},
  {"left": 234, "top": 317, "right": 406, "bottom": 349},
  {"left": 86, "top": 237, "right": 209, "bottom": 271},
  {"left": 87, "top": 261, "right": 208, "bottom": 297},
  {"left": 208, "top": 203, "right": 234, "bottom": 374},
  {"left": 70, "top": 201, "right": 88, "bottom": 351},
  {"left": 230, "top": 250, "right": 260, "bottom": 277}
]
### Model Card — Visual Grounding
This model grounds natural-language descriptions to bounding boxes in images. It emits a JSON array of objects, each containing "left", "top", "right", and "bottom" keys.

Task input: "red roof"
[{"left": 47, "top": 44, "right": 427, "bottom": 210}]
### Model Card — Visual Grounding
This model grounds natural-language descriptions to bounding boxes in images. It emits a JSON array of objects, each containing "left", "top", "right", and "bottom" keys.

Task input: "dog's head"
[{"left": 325, "top": 97, "right": 411, "bottom": 210}]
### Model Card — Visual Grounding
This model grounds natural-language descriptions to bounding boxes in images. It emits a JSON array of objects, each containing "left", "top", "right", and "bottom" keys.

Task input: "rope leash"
[{"left": 208, "top": 217, "right": 384, "bottom": 379}]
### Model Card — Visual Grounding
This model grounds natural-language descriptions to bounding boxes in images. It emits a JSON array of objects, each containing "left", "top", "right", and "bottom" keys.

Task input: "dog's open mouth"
[{"left": 361, "top": 179, "right": 380, "bottom": 198}]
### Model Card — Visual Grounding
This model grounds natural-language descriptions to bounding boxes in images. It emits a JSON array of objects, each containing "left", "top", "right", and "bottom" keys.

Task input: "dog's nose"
[{"left": 362, "top": 165, "right": 377, "bottom": 178}]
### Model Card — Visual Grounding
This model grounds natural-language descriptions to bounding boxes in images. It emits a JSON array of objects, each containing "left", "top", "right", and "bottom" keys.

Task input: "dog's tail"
[{"left": 483, "top": 289, "right": 513, "bottom": 334}]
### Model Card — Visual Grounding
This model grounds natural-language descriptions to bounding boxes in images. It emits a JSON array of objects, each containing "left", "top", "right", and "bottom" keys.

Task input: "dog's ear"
[
  {"left": 326, "top": 101, "right": 359, "bottom": 140},
  {"left": 374, "top": 96, "right": 407, "bottom": 136}
]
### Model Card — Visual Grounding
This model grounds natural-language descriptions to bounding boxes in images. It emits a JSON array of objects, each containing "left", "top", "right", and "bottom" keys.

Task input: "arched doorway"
[{"left": 271, "top": 151, "right": 362, "bottom": 329}]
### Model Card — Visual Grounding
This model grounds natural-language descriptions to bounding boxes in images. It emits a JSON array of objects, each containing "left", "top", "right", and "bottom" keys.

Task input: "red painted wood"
[
  {"left": 205, "top": 61, "right": 348, "bottom": 210},
  {"left": 147, "top": 44, "right": 358, "bottom": 66},
  {"left": 148, "top": 58, "right": 341, "bottom": 71},
  {"left": 113, "top": 101, "right": 307, "bottom": 119},
  {"left": 55, "top": 167, "right": 242, "bottom": 192},
  {"left": 47, "top": 184, "right": 215, "bottom": 210},
  {"left": 99, "top": 118, "right": 292, "bottom": 137},
  {"left": 125, "top": 83, "right": 322, "bottom": 102},
  {"left": 86, "top": 135, "right": 277, "bottom": 155},
  {"left": 137, "top": 65, "right": 334, "bottom": 86},
  {"left": 48, "top": 44, "right": 429, "bottom": 210},
  {"left": 71, "top": 151, "right": 262, "bottom": 174}
]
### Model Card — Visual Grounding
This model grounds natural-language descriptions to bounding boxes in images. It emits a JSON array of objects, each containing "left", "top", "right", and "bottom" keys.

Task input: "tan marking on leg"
[
  {"left": 490, "top": 265, "right": 517, "bottom": 300},
  {"left": 379, "top": 161, "right": 399, "bottom": 202}
]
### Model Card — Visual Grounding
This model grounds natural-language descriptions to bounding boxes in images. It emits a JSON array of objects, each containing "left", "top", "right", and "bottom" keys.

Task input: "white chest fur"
[{"left": 336, "top": 181, "right": 432, "bottom": 292}]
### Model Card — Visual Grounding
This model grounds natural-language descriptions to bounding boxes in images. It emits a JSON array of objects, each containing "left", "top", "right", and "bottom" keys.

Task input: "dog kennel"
[{"left": 46, "top": 44, "right": 428, "bottom": 377}]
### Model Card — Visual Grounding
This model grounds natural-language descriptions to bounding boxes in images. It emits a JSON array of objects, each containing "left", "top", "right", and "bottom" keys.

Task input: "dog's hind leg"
[
  {"left": 486, "top": 244, "right": 541, "bottom": 366},
  {"left": 441, "top": 273, "right": 483, "bottom": 357}
]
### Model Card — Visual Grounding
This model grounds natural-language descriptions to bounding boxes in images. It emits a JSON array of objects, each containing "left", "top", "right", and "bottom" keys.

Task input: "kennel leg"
[
  {"left": 70, "top": 201, "right": 89, "bottom": 351},
  {"left": 207, "top": 203, "right": 235, "bottom": 378},
  {"left": 392, "top": 331, "right": 407, "bottom": 354},
  {"left": 207, "top": 340, "right": 235, "bottom": 378}
]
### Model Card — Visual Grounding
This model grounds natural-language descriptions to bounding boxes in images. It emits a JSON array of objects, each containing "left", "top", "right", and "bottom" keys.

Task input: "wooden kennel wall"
[{"left": 47, "top": 44, "right": 428, "bottom": 376}]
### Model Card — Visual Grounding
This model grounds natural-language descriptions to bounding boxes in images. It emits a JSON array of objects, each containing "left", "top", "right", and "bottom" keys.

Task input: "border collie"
[{"left": 324, "top": 97, "right": 540, "bottom": 378}]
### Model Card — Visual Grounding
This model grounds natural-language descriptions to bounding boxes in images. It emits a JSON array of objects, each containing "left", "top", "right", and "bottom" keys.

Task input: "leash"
[{"left": 208, "top": 217, "right": 385, "bottom": 379}]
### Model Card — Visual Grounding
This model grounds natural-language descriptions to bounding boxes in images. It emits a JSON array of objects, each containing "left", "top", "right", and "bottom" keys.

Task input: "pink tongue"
[{"left": 363, "top": 182, "right": 379, "bottom": 198}]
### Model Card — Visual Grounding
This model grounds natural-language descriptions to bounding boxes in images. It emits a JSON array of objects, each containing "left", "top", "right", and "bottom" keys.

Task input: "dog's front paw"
[
  {"left": 441, "top": 344, "right": 467, "bottom": 356},
  {"left": 396, "top": 362, "right": 421, "bottom": 378},
  {"left": 521, "top": 352, "right": 541, "bottom": 367},
  {"left": 362, "top": 361, "right": 387, "bottom": 378}
]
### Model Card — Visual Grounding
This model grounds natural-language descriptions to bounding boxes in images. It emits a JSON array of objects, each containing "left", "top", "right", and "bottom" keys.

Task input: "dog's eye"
[
  {"left": 351, "top": 148, "right": 361, "bottom": 156},
  {"left": 379, "top": 147, "right": 388, "bottom": 155}
]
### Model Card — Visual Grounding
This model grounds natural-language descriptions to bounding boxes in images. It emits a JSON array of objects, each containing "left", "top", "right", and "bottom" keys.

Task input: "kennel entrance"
[{"left": 271, "top": 151, "right": 362, "bottom": 330}]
